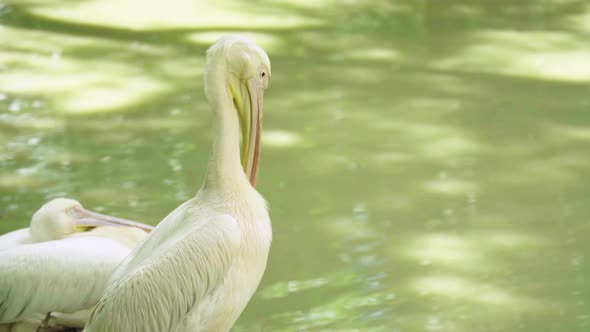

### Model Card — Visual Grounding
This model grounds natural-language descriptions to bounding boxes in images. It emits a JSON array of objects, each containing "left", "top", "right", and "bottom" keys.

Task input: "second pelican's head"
[
  {"left": 204, "top": 35, "right": 271, "bottom": 187},
  {"left": 30, "top": 198, "right": 154, "bottom": 242}
]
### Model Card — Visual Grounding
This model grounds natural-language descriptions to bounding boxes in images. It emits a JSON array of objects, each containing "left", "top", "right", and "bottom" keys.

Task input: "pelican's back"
[
  {"left": 0, "top": 236, "right": 133, "bottom": 323},
  {"left": 0, "top": 229, "right": 31, "bottom": 251},
  {"left": 84, "top": 197, "right": 251, "bottom": 332}
]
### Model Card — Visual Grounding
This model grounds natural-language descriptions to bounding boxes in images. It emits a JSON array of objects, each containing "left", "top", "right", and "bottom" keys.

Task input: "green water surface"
[{"left": 1, "top": 1, "right": 589, "bottom": 331}]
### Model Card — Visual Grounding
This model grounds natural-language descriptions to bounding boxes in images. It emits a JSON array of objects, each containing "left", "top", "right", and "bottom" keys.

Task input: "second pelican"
[{"left": 0, "top": 198, "right": 154, "bottom": 331}]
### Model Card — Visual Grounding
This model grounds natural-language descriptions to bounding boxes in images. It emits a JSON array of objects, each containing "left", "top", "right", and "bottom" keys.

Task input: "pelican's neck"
[{"left": 203, "top": 64, "right": 248, "bottom": 190}]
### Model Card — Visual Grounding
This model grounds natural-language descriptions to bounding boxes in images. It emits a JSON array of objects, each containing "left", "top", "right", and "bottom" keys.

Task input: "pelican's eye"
[{"left": 261, "top": 72, "right": 266, "bottom": 77}]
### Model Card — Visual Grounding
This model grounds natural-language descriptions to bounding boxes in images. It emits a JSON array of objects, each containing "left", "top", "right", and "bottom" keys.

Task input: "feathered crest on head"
[
  {"left": 206, "top": 35, "right": 256, "bottom": 58},
  {"left": 205, "top": 35, "right": 270, "bottom": 72},
  {"left": 203, "top": 35, "right": 270, "bottom": 100}
]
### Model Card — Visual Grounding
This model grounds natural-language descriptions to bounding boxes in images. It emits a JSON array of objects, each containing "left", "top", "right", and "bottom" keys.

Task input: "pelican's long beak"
[
  {"left": 241, "top": 78, "right": 264, "bottom": 186},
  {"left": 70, "top": 206, "right": 154, "bottom": 232}
]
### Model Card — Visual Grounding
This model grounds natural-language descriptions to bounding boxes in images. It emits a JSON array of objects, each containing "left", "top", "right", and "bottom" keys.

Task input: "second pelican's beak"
[{"left": 70, "top": 206, "right": 154, "bottom": 232}]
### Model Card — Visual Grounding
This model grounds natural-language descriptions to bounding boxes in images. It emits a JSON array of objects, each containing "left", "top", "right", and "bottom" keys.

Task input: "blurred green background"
[{"left": 1, "top": 0, "right": 589, "bottom": 331}]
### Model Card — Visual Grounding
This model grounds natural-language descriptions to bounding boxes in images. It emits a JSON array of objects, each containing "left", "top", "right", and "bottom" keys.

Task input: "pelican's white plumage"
[
  {"left": 84, "top": 36, "right": 272, "bottom": 332},
  {"left": 0, "top": 228, "right": 31, "bottom": 251},
  {"left": 0, "top": 199, "right": 152, "bottom": 331}
]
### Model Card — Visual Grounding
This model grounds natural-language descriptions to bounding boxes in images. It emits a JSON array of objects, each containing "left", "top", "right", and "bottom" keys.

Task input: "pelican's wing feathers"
[
  {"left": 0, "top": 237, "right": 132, "bottom": 324},
  {"left": 85, "top": 213, "right": 241, "bottom": 332}
]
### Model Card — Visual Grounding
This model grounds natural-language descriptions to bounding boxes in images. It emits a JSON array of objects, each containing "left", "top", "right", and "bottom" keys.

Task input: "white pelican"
[
  {"left": 84, "top": 35, "right": 272, "bottom": 332},
  {"left": 0, "top": 198, "right": 152, "bottom": 250},
  {"left": 0, "top": 198, "right": 154, "bottom": 331}
]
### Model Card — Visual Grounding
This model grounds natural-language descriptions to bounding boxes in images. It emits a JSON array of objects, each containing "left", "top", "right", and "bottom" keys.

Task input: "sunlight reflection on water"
[{"left": 1, "top": 0, "right": 590, "bottom": 331}]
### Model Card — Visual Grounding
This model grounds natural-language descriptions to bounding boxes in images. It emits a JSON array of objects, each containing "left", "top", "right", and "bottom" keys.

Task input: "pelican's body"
[
  {"left": 84, "top": 36, "right": 272, "bottom": 332},
  {"left": 0, "top": 228, "right": 31, "bottom": 251},
  {"left": 0, "top": 199, "right": 153, "bottom": 331}
]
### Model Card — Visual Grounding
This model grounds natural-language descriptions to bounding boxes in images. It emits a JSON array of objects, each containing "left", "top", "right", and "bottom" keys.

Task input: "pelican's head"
[
  {"left": 30, "top": 198, "right": 154, "bottom": 242},
  {"left": 205, "top": 35, "right": 271, "bottom": 186}
]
